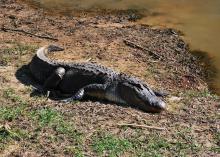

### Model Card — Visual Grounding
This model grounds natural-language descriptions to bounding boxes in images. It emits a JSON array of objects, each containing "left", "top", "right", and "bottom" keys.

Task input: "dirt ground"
[{"left": 0, "top": 0, "right": 219, "bottom": 156}]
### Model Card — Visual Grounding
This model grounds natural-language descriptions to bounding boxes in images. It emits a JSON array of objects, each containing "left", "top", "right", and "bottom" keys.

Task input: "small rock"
[{"left": 169, "top": 96, "right": 182, "bottom": 102}]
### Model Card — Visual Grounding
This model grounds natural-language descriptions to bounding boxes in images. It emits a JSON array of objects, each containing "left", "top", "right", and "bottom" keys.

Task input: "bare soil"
[{"left": 0, "top": 0, "right": 219, "bottom": 156}]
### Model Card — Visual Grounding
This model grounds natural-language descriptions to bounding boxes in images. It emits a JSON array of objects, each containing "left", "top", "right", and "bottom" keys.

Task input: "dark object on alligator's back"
[{"left": 29, "top": 45, "right": 166, "bottom": 113}]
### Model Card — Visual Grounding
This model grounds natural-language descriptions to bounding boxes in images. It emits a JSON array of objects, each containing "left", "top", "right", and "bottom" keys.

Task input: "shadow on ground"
[{"left": 15, "top": 64, "right": 44, "bottom": 97}]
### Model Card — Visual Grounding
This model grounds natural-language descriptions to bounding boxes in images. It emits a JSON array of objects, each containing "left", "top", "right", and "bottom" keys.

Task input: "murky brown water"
[{"left": 30, "top": 0, "right": 220, "bottom": 93}]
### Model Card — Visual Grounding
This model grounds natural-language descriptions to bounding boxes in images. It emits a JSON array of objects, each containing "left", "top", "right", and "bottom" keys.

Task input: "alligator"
[{"left": 29, "top": 45, "right": 166, "bottom": 113}]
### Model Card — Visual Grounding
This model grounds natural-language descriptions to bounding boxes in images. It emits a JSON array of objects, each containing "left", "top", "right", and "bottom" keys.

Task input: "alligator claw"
[
  {"left": 59, "top": 97, "right": 75, "bottom": 103},
  {"left": 46, "top": 91, "right": 51, "bottom": 98},
  {"left": 32, "top": 85, "right": 44, "bottom": 93}
]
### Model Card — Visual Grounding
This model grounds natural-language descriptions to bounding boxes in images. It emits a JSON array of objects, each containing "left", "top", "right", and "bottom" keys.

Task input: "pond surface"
[{"left": 29, "top": 0, "right": 220, "bottom": 94}]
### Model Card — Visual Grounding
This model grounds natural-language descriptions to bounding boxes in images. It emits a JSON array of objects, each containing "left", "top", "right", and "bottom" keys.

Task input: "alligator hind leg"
[{"left": 43, "top": 67, "right": 66, "bottom": 97}]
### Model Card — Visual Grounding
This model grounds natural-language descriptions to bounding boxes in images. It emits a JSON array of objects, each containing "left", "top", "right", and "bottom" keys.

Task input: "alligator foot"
[{"left": 59, "top": 89, "right": 85, "bottom": 103}]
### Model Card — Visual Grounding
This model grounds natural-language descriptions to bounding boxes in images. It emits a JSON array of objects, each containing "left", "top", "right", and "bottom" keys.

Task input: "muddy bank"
[{"left": 0, "top": 0, "right": 219, "bottom": 156}]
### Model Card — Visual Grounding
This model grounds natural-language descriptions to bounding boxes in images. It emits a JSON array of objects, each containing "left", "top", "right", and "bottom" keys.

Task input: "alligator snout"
[
  {"left": 153, "top": 99, "right": 166, "bottom": 112},
  {"left": 145, "top": 97, "right": 166, "bottom": 113}
]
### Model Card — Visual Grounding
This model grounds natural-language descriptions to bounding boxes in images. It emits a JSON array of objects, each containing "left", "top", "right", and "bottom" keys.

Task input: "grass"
[
  {"left": 91, "top": 126, "right": 203, "bottom": 157},
  {"left": 0, "top": 88, "right": 83, "bottom": 155},
  {"left": 3, "top": 88, "right": 23, "bottom": 102},
  {"left": 29, "top": 107, "right": 82, "bottom": 138},
  {"left": 133, "top": 131, "right": 200, "bottom": 157},
  {"left": 0, "top": 1, "right": 219, "bottom": 155},
  {"left": 0, "top": 125, "right": 28, "bottom": 150},
  {"left": 29, "top": 107, "right": 83, "bottom": 156},
  {"left": 92, "top": 133, "right": 132, "bottom": 157},
  {"left": 210, "top": 132, "right": 220, "bottom": 153},
  {"left": 0, "top": 88, "right": 28, "bottom": 150},
  {"left": 173, "top": 128, "right": 201, "bottom": 156},
  {"left": 0, "top": 105, "right": 25, "bottom": 121},
  {"left": 1, "top": 88, "right": 27, "bottom": 121},
  {"left": 91, "top": 131, "right": 201, "bottom": 157},
  {"left": 182, "top": 89, "right": 219, "bottom": 100},
  {"left": 3, "top": 42, "right": 37, "bottom": 55},
  {"left": 30, "top": 108, "right": 62, "bottom": 127},
  {"left": 0, "top": 42, "right": 37, "bottom": 66},
  {"left": 0, "top": 88, "right": 210, "bottom": 156},
  {"left": 64, "top": 146, "right": 84, "bottom": 157}
]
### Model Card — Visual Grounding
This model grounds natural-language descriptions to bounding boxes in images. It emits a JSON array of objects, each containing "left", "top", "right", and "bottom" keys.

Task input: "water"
[{"left": 28, "top": 0, "right": 220, "bottom": 93}]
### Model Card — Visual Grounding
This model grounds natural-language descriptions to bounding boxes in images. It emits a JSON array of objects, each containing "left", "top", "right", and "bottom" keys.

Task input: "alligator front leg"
[
  {"left": 60, "top": 83, "right": 108, "bottom": 103},
  {"left": 42, "top": 67, "right": 66, "bottom": 97}
]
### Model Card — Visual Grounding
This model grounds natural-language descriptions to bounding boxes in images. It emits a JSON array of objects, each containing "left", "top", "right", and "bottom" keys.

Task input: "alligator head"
[{"left": 118, "top": 80, "right": 166, "bottom": 113}]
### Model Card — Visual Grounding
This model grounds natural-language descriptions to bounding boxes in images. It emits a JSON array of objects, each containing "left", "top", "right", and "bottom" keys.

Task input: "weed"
[
  {"left": 1, "top": 89, "right": 27, "bottom": 121},
  {"left": 0, "top": 125, "right": 27, "bottom": 150},
  {"left": 55, "top": 120, "right": 82, "bottom": 141},
  {"left": 0, "top": 42, "right": 37, "bottom": 65},
  {"left": 0, "top": 106, "right": 23, "bottom": 121},
  {"left": 183, "top": 89, "right": 219, "bottom": 100},
  {"left": 92, "top": 132, "right": 187, "bottom": 157},
  {"left": 130, "top": 133, "right": 171, "bottom": 157},
  {"left": 64, "top": 146, "right": 84, "bottom": 157},
  {"left": 92, "top": 133, "right": 132, "bottom": 157},
  {"left": 210, "top": 146, "right": 220, "bottom": 153},
  {"left": 30, "top": 107, "right": 82, "bottom": 143},
  {"left": 210, "top": 131, "right": 220, "bottom": 153},
  {"left": 30, "top": 108, "right": 61, "bottom": 127},
  {"left": 3, "top": 43, "right": 37, "bottom": 55},
  {"left": 3, "top": 88, "right": 22, "bottom": 102},
  {"left": 173, "top": 128, "right": 201, "bottom": 156}
]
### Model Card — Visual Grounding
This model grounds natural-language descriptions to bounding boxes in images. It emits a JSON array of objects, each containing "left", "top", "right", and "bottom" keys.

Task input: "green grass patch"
[
  {"left": 64, "top": 146, "right": 84, "bottom": 157},
  {"left": 92, "top": 133, "right": 132, "bottom": 157},
  {"left": 1, "top": 88, "right": 27, "bottom": 121},
  {"left": 3, "top": 43, "right": 37, "bottom": 55},
  {"left": 92, "top": 128, "right": 201, "bottom": 157},
  {"left": 30, "top": 107, "right": 82, "bottom": 142},
  {"left": 3, "top": 88, "right": 28, "bottom": 105},
  {"left": 0, "top": 42, "right": 37, "bottom": 66},
  {"left": 3, "top": 88, "right": 22, "bottom": 102},
  {"left": 183, "top": 89, "right": 219, "bottom": 100},
  {"left": 210, "top": 146, "right": 220, "bottom": 153},
  {"left": 0, "top": 105, "right": 25, "bottom": 121},
  {"left": 30, "top": 108, "right": 62, "bottom": 127},
  {"left": 0, "top": 125, "right": 28, "bottom": 150},
  {"left": 91, "top": 130, "right": 202, "bottom": 157},
  {"left": 211, "top": 131, "right": 220, "bottom": 153},
  {"left": 172, "top": 128, "right": 201, "bottom": 156},
  {"left": 30, "top": 107, "right": 83, "bottom": 156},
  {"left": 129, "top": 133, "right": 171, "bottom": 157}
]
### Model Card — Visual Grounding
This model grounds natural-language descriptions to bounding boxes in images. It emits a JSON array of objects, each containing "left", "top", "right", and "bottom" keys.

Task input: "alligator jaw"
[{"left": 105, "top": 84, "right": 126, "bottom": 104}]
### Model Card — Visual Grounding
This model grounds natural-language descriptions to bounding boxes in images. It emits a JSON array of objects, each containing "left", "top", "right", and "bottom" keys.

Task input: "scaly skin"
[{"left": 29, "top": 45, "right": 166, "bottom": 112}]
